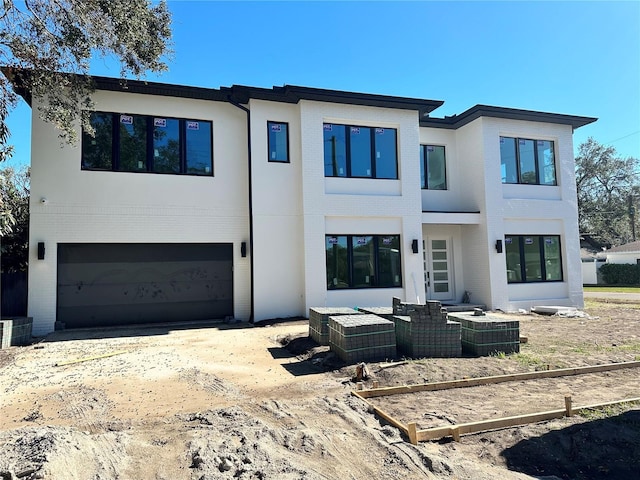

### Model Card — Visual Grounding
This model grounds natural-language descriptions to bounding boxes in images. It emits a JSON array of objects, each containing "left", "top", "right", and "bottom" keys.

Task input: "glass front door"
[{"left": 425, "top": 237, "right": 454, "bottom": 301}]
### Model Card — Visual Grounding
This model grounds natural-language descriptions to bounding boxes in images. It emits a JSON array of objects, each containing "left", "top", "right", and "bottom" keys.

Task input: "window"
[
  {"left": 82, "top": 112, "right": 213, "bottom": 176},
  {"left": 420, "top": 145, "right": 447, "bottom": 190},
  {"left": 267, "top": 121, "right": 289, "bottom": 163},
  {"left": 505, "top": 235, "right": 563, "bottom": 283},
  {"left": 323, "top": 123, "right": 397, "bottom": 179},
  {"left": 325, "top": 235, "right": 402, "bottom": 289},
  {"left": 500, "top": 137, "right": 556, "bottom": 185}
]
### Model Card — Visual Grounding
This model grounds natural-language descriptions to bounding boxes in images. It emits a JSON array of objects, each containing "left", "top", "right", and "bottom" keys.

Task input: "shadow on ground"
[
  {"left": 269, "top": 334, "right": 348, "bottom": 377},
  {"left": 38, "top": 318, "right": 308, "bottom": 343},
  {"left": 502, "top": 409, "right": 640, "bottom": 480}
]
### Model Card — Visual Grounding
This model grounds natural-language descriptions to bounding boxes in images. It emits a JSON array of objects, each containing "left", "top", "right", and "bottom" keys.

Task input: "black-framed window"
[
  {"left": 420, "top": 145, "right": 447, "bottom": 190},
  {"left": 323, "top": 123, "right": 398, "bottom": 179},
  {"left": 325, "top": 235, "right": 402, "bottom": 289},
  {"left": 82, "top": 111, "right": 213, "bottom": 176},
  {"left": 505, "top": 235, "right": 563, "bottom": 283},
  {"left": 500, "top": 136, "right": 556, "bottom": 185},
  {"left": 267, "top": 121, "right": 289, "bottom": 163}
]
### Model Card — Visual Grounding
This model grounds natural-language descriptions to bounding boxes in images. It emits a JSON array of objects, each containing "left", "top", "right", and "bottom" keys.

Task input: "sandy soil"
[{"left": 0, "top": 299, "right": 639, "bottom": 479}]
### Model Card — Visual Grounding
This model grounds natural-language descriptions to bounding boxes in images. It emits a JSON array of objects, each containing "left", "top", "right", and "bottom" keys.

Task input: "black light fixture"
[
  {"left": 37, "top": 242, "right": 45, "bottom": 260},
  {"left": 495, "top": 239, "right": 503, "bottom": 253},
  {"left": 241, "top": 241, "right": 247, "bottom": 258},
  {"left": 411, "top": 239, "right": 419, "bottom": 254}
]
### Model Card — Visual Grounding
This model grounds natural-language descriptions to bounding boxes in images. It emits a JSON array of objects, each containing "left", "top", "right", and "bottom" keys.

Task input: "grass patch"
[
  {"left": 512, "top": 352, "right": 548, "bottom": 370},
  {"left": 577, "top": 401, "right": 640, "bottom": 421},
  {"left": 583, "top": 286, "right": 640, "bottom": 293},
  {"left": 585, "top": 299, "right": 640, "bottom": 309}
]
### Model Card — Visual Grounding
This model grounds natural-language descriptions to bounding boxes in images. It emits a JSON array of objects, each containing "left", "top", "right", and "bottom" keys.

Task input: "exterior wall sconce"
[
  {"left": 495, "top": 239, "right": 503, "bottom": 253},
  {"left": 411, "top": 239, "right": 419, "bottom": 254},
  {"left": 37, "top": 242, "right": 45, "bottom": 260},
  {"left": 241, "top": 241, "right": 247, "bottom": 258}
]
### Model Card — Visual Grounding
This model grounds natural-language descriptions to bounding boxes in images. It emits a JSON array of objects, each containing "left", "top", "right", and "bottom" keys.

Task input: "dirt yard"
[{"left": 1, "top": 298, "right": 639, "bottom": 480}]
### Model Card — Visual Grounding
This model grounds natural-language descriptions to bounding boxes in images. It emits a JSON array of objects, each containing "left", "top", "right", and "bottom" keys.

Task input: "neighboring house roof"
[
  {"left": 2, "top": 67, "right": 597, "bottom": 130},
  {"left": 606, "top": 240, "right": 640, "bottom": 254}
]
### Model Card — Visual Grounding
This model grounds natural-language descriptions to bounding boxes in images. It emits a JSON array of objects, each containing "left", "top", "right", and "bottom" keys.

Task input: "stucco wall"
[
  {"left": 28, "top": 91, "right": 251, "bottom": 334},
  {"left": 298, "top": 101, "right": 425, "bottom": 313}
]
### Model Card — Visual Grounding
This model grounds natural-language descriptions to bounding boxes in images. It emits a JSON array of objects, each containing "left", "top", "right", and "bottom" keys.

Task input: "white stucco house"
[
  {"left": 5, "top": 70, "right": 597, "bottom": 335},
  {"left": 603, "top": 241, "right": 640, "bottom": 265}
]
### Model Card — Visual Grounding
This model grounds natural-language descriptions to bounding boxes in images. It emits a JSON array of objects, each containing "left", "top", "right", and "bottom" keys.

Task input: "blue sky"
[{"left": 5, "top": 0, "right": 640, "bottom": 168}]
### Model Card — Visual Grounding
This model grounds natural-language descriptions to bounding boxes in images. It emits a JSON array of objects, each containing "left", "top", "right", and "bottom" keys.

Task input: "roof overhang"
[{"left": 420, "top": 104, "right": 597, "bottom": 131}]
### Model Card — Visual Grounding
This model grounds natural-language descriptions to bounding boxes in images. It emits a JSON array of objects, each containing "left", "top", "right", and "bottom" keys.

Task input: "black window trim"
[
  {"left": 267, "top": 120, "right": 290, "bottom": 163},
  {"left": 326, "top": 234, "right": 403, "bottom": 290},
  {"left": 324, "top": 123, "right": 399, "bottom": 180},
  {"left": 81, "top": 111, "right": 214, "bottom": 177},
  {"left": 500, "top": 136, "right": 557, "bottom": 186},
  {"left": 420, "top": 144, "right": 447, "bottom": 190},
  {"left": 505, "top": 234, "right": 563, "bottom": 284}
]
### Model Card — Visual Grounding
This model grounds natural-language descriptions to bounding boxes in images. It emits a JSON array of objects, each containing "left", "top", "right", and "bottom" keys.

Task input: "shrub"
[{"left": 599, "top": 263, "right": 640, "bottom": 285}]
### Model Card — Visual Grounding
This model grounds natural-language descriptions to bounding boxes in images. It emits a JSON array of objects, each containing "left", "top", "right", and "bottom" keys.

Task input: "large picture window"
[
  {"left": 323, "top": 123, "right": 398, "bottom": 179},
  {"left": 82, "top": 112, "right": 213, "bottom": 176},
  {"left": 505, "top": 235, "right": 563, "bottom": 283},
  {"left": 420, "top": 145, "right": 447, "bottom": 190},
  {"left": 500, "top": 137, "right": 556, "bottom": 185},
  {"left": 326, "top": 235, "right": 402, "bottom": 289}
]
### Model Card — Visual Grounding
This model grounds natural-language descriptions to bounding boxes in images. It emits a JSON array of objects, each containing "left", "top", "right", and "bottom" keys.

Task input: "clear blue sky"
[{"left": 5, "top": 0, "right": 640, "bottom": 168}]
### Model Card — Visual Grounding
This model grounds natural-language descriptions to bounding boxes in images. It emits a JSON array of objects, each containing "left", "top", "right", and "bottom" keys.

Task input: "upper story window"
[
  {"left": 82, "top": 112, "right": 213, "bottom": 176},
  {"left": 267, "top": 121, "right": 289, "bottom": 163},
  {"left": 420, "top": 145, "right": 447, "bottom": 190},
  {"left": 505, "top": 235, "right": 563, "bottom": 283},
  {"left": 323, "top": 123, "right": 398, "bottom": 179},
  {"left": 500, "top": 136, "right": 556, "bottom": 185}
]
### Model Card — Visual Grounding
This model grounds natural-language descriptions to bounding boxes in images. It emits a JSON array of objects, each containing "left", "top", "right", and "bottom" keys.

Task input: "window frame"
[
  {"left": 81, "top": 111, "right": 214, "bottom": 176},
  {"left": 500, "top": 136, "right": 557, "bottom": 186},
  {"left": 505, "top": 234, "right": 563, "bottom": 284},
  {"left": 325, "top": 234, "right": 402, "bottom": 290},
  {"left": 420, "top": 144, "right": 447, "bottom": 190},
  {"left": 267, "top": 121, "right": 290, "bottom": 163},
  {"left": 323, "top": 123, "right": 398, "bottom": 180}
]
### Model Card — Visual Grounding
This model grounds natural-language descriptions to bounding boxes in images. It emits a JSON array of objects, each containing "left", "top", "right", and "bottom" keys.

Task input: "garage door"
[{"left": 57, "top": 243, "right": 233, "bottom": 328}]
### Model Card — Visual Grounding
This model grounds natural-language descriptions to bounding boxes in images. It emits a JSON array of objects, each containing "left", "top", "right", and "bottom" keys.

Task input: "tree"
[
  {"left": 575, "top": 137, "right": 640, "bottom": 247},
  {"left": 0, "top": 166, "right": 29, "bottom": 272},
  {"left": 0, "top": 0, "right": 172, "bottom": 163},
  {"left": 0, "top": 0, "right": 172, "bottom": 233}
]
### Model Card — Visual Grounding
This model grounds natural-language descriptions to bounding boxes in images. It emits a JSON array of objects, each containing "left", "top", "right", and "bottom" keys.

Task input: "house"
[
  {"left": 603, "top": 241, "right": 640, "bottom": 265},
  {"left": 5, "top": 71, "right": 597, "bottom": 335}
]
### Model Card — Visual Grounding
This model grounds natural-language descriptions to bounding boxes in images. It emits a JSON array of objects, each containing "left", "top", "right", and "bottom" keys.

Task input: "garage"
[{"left": 57, "top": 243, "right": 233, "bottom": 328}]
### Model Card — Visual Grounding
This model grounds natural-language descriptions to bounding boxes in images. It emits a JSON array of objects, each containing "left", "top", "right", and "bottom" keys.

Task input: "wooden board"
[
  {"left": 357, "top": 361, "right": 640, "bottom": 399},
  {"left": 416, "top": 397, "right": 640, "bottom": 442}
]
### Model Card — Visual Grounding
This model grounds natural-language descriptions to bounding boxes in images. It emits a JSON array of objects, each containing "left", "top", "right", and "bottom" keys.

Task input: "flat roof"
[
  {"left": 3, "top": 68, "right": 596, "bottom": 129},
  {"left": 420, "top": 104, "right": 597, "bottom": 130}
]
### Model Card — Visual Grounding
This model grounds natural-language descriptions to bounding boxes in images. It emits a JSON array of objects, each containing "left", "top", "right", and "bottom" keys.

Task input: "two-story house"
[{"left": 5, "top": 72, "right": 596, "bottom": 335}]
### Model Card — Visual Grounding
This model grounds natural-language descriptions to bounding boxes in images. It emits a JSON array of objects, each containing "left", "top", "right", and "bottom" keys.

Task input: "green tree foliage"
[
  {"left": 0, "top": 166, "right": 29, "bottom": 271},
  {"left": 0, "top": 0, "right": 173, "bottom": 163},
  {"left": 575, "top": 138, "right": 640, "bottom": 247}
]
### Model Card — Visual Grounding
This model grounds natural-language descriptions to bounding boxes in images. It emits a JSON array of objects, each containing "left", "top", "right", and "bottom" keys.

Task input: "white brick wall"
[
  {"left": 26, "top": 83, "right": 587, "bottom": 333},
  {"left": 28, "top": 91, "right": 252, "bottom": 334}
]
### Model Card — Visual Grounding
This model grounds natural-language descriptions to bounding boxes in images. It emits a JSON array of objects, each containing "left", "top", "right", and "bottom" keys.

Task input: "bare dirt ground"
[{"left": 1, "top": 298, "right": 639, "bottom": 480}]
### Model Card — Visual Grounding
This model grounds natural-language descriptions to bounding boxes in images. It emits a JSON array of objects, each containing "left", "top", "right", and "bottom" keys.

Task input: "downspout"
[{"left": 227, "top": 95, "right": 254, "bottom": 322}]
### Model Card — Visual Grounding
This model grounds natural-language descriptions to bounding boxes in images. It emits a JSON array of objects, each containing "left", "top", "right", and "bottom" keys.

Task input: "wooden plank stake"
[
  {"left": 372, "top": 380, "right": 380, "bottom": 389},
  {"left": 415, "top": 397, "right": 640, "bottom": 443},
  {"left": 565, "top": 395, "right": 573, "bottom": 417},
  {"left": 357, "top": 361, "right": 640, "bottom": 399},
  {"left": 407, "top": 422, "right": 418, "bottom": 445},
  {"left": 356, "top": 382, "right": 363, "bottom": 391},
  {"left": 451, "top": 426, "right": 461, "bottom": 442}
]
